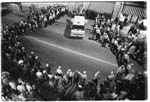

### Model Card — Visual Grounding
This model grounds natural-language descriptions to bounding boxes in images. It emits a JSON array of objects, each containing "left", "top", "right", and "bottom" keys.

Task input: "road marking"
[{"left": 25, "top": 36, "right": 118, "bottom": 67}]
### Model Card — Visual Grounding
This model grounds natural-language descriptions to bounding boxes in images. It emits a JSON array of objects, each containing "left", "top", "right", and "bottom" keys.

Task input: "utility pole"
[
  {"left": 86, "top": 2, "right": 92, "bottom": 11},
  {"left": 85, "top": 2, "right": 92, "bottom": 18},
  {"left": 117, "top": 2, "right": 124, "bottom": 18}
]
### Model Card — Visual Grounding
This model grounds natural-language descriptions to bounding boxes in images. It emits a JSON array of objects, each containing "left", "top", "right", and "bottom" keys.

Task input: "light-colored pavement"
[
  {"left": 21, "top": 15, "right": 144, "bottom": 80},
  {"left": 22, "top": 36, "right": 117, "bottom": 80},
  {"left": 2, "top": 10, "right": 145, "bottom": 101},
  {"left": 25, "top": 36, "right": 118, "bottom": 67},
  {"left": 21, "top": 15, "right": 119, "bottom": 80}
]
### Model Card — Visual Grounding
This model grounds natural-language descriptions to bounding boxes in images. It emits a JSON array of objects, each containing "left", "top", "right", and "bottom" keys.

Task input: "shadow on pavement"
[
  {"left": 64, "top": 19, "right": 72, "bottom": 38},
  {"left": 38, "top": 81, "right": 59, "bottom": 101}
]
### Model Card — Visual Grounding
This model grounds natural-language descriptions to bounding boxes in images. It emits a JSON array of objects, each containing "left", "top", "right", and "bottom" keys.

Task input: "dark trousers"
[{"left": 95, "top": 33, "right": 100, "bottom": 41}]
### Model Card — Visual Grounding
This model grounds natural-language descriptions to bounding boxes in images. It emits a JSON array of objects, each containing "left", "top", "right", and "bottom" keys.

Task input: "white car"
[{"left": 70, "top": 16, "right": 87, "bottom": 38}]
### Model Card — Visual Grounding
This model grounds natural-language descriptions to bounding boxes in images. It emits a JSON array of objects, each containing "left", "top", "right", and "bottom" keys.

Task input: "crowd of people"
[
  {"left": 2, "top": 4, "right": 147, "bottom": 101},
  {"left": 92, "top": 14, "right": 147, "bottom": 67},
  {"left": 1, "top": 4, "right": 68, "bottom": 101}
]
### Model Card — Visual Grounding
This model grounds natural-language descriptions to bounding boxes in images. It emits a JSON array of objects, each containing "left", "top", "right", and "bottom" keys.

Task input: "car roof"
[{"left": 73, "top": 16, "right": 85, "bottom": 26}]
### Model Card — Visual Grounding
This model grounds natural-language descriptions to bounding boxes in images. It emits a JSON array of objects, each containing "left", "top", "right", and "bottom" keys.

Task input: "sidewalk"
[
  {"left": 2, "top": 13, "right": 24, "bottom": 27},
  {"left": 1, "top": 5, "right": 30, "bottom": 27},
  {"left": 1, "top": 6, "right": 46, "bottom": 101}
]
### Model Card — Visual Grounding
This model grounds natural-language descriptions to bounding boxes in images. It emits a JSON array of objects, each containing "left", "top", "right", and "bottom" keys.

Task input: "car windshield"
[{"left": 72, "top": 25, "right": 84, "bottom": 30}]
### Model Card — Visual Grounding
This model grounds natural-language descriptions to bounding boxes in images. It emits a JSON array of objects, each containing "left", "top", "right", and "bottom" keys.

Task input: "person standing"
[
  {"left": 19, "top": 3, "right": 23, "bottom": 12},
  {"left": 56, "top": 66, "right": 63, "bottom": 77},
  {"left": 95, "top": 26, "right": 101, "bottom": 42},
  {"left": 119, "top": 13, "right": 125, "bottom": 30},
  {"left": 124, "top": 15, "right": 128, "bottom": 26},
  {"left": 123, "top": 52, "right": 130, "bottom": 68}
]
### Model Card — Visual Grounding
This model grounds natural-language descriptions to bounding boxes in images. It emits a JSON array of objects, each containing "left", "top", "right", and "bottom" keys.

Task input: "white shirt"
[
  {"left": 49, "top": 15, "right": 53, "bottom": 20},
  {"left": 44, "top": 17, "right": 47, "bottom": 21},
  {"left": 29, "top": 23, "right": 31, "bottom": 27},
  {"left": 107, "top": 27, "right": 110, "bottom": 31},
  {"left": 18, "top": 93, "right": 26, "bottom": 101},
  {"left": 125, "top": 73, "right": 135, "bottom": 81},
  {"left": 26, "top": 84, "right": 32, "bottom": 92},
  {"left": 82, "top": 74, "right": 87, "bottom": 79},
  {"left": 49, "top": 81, "right": 54, "bottom": 87},
  {"left": 94, "top": 71, "right": 100, "bottom": 79},
  {"left": 57, "top": 10, "right": 59, "bottom": 15},
  {"left": 117, "top": 45, "right": 122, "bottom": 51},
  {"left": 48, "top": 74, "right": 53, "bottom": 79},
  {"left": 124, "top": 54, "right": 130, "bottom": 62},
  {"left": 66, "top": 69, "right": 71, "bottom": 75},
  {"left": 56, "top": 68, "right": 63, "bottom": 74},
  {"left": 62, "top": 8, "right": 65, "bottom": 12},
  {"left": 103, "top": 33, "right": 108, "bottom": 39},
  {"left": 43, "top": 69, "right": 46, "bottom": 74},
  {"left": 138, "top": 19, "right": 143, "bottom": 24},
  {"left": 114, "top": 40, "right": 118, "bottom": 46},
  {"left": 116, "top": 66, "right": 125, "bottom": 74},
  {"left": 17, "top": 85, "right": 26, "bottom": 93},
  {"left": 53, "top": 13, "right": 55, "bottom": 18},
  {"left": 9, "top": 81, "right": 17, "bottom": 90},
  {"left": 2, "top": 78, "right": 9, "bottom": 85},
  {"left": 127, "top": 64, "right": 134, "bottom": 73},
  {"left": 111, "top": 23, "right": 116, "bottom": 31},
  {"left": 96, "top": 29, "right": 100, "bottom": 34},
  {"left": 69, "top": 71, "right": 74, "bottom": 77},
  {"left": 128, "top": 46, "right": 136, "bottom": 54},
  {"left": 36, "top": 71, "right": 43, "bottom": 79},
  {"left": 119, "top": 13, "right": 125, "bottom": 22},
  {"left": 108, "top": 74, "right": 115, "bottom": 80}
]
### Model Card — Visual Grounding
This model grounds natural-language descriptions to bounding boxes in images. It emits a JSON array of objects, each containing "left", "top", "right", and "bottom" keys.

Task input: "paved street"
[
  {"left": 1, "top": 3, "right": 146, "bottom": 100},
  {"left": 21, "top": 16, "right": 118, "bottom": 79},
  {"left": 21, "top": 15, "right": 144, "bottom": 80}
]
